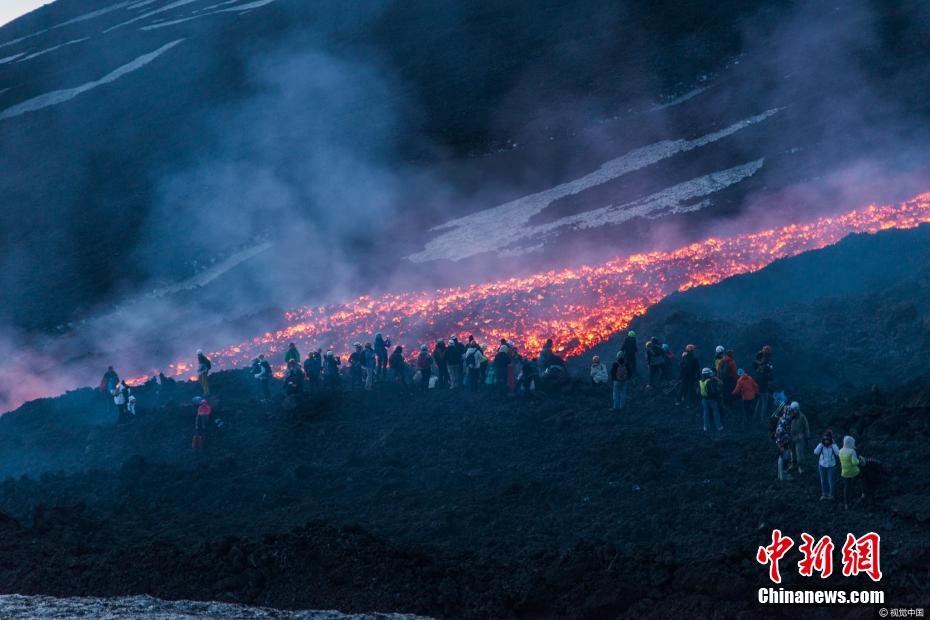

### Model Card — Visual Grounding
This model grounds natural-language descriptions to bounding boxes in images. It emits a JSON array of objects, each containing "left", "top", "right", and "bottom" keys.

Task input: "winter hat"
[
  {"left": 686, "top": 344, "right": 695, "bottom": 352},
  {"left": 715, "top": 346, "right": 725, "bottom": 354},
  {"left": 420, "top": 344, "right": 428, "bottom": 352},
  {"left": 789, "top": 401, "right": 800, "bottom": 411},
  {"left": 737, "top": 368, "right": 745, "bottom": 376},
  {"left": 592, "top": 355, "right": 601, "bottom": 363},
  {"left": 628, "top": 331, "right": 636, "bottom": 337},
  {"left": 702, "top": 368, "right": 713, "bottom": 376}
]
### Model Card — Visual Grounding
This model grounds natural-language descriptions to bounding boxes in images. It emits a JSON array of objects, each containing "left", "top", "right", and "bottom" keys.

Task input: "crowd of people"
[
  {"left": 253, "top": 335, "right": 572, "bottom": 398},
  {"left": 98, "top": 330, "right": 872, "bottom": 507}
]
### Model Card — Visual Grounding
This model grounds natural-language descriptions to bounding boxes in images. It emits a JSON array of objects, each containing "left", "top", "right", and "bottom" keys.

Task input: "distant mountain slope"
[{"left": 2, "top": 0, "right": 930, "bottom": 333}]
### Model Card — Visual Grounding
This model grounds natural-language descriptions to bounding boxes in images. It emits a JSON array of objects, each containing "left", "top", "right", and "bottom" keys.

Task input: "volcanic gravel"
[{"left": 0, "top": 365, "right": 928, "bottom": 618}]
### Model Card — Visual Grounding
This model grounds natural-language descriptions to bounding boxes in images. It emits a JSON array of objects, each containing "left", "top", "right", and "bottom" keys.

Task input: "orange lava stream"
[{"left": 139, "top": 193, "right": 930, "bottom": 382}]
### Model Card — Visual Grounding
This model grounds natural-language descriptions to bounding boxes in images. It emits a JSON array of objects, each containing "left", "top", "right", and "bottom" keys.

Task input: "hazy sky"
[{"left": 0, "top": 0, "right": 53, "bottom": 27}]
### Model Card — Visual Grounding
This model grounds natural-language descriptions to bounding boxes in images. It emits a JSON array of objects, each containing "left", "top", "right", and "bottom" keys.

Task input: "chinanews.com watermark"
[
  {"left": 757, "top": 587, "right": 884, "bottom": 605},
  {"left": 753, "top": 530, "right": 924, "bottom": 615}
]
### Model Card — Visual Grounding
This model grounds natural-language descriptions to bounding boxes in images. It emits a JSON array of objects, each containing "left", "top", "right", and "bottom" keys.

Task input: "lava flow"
[{"left": 154, "top": 193, "right": 930, "bottom": 381}]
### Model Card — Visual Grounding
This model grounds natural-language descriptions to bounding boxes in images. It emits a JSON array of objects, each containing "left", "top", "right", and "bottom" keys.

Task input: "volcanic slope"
[
  {"left": 591, "top": 223, "right": 930, "bottom": 396},
  {"left": 0, "top": 226, "right": 929, "bottom": 618}
]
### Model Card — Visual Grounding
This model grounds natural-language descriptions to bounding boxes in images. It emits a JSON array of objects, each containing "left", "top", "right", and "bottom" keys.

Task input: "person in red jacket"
[
  {"left": 731, "top": 368, "right": 758, "bottom": 426},
  {"left": 193, "top": 398, "right": 212, "bottom": 450}
]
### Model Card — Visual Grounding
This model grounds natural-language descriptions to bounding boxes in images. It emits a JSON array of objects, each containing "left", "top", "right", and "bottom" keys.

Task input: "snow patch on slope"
[
  {"left": 499, "top": 160, "right": 764, "bottom": 256},
  {"left": 140, "top": 0, "right": 279, "bottom": 30},
  {"left": 105, "top": 0, "right": 205, "bottom": 32},
  {"left": 15, "top": 38, "right": 89, "bottom": 63},
  {"left": 0, "top": 39, "right": 183, "bottom": 121},
  {"left": 406, "top": 109, "right": 780, "bottom": 263}
]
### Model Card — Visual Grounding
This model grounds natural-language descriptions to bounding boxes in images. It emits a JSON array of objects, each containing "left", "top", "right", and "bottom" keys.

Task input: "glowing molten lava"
[{"left": 154, "top": 193, "right": 930, "bottom": 380}]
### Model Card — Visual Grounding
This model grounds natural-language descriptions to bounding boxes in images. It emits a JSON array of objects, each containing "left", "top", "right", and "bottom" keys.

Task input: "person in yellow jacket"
[{"left": 839, "top": 435, "right": 866, "bottom": 509}]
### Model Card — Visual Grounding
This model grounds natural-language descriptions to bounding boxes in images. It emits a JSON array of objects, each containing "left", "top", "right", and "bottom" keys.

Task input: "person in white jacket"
[
  {"left": 590, "top": 356, "right": 609, "bottom": 385},
  {"left": 113, "top": 381, "right": 130, "bottom": 425},
  {"left": 813, "top": 430, "right": 841, "bottom": 500}
]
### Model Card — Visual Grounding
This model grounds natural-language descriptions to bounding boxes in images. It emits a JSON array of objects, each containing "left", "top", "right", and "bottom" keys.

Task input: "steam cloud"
[{"left": 2, "top": 0, "right": 930, "bottom": 412}]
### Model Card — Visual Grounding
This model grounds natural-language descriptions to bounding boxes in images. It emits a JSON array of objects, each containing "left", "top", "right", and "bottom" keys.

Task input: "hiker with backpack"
[
  {"left": 677, "top": 345, "right": 700, "bottom": 408},
  {"left": 433, "top": 340, "right": 449, "bottom": 389},
  {"left": 446, "top": 335, "right": 464, "bottom": 388},
  {"left": 645, "top": 337, "right": 665, "bottom": 389},
  {"left": 518, "top": 353, "right": 538, "bottom": 396},
  {"left": 389, "top": 345, "right": 408, "bottom": 388},
  {"left": 493, "top": 342, "right": 512, "bottom": 394},
  {"left": 374, "top": 333, "right": 390, "bottom": 380},
  {"left": 322, "top": 351, "right": 341, "bottom": 389},
  {"left": 363, "top": 343, "right": 376, "bottom": 390},
  {"left": 464, "top": 340, "right": 486, "bottom": 392},
  {"left": 304, "top": 350, "right": 322, "bottom": 392},
  {"left": 621, "top": 331, "right": 638, "bottom": 379},
  {"left": 611, "top": 351, "right": 630, "bottom": 410},
  {"left": 193, "top": 397, "right": 212, "bottom": 450},
  {"left": 698, "top": 368, "right": 724, "bottom": 432},
  {"left": 284, "top": 359, "right": 305, "bottom": 395},
  {"left": 788, "top": 402, "right": 810, "bottom": 474},
  {"left": 100, "top": 366, "right": 120, "bottom": 395},
  {"left": 348, "top": 343, "right": 365, "bottom": 389},
  {"left": 114, "top": 380, "right": 131, "bottom": 425},
  {"left": 416, "top": 344, "right": 433, "bottom": 391},
  {"left": 753, "top": 345, "right": 774, "bottom": 420},
  {"left": 252, "top": 354, "right": 273, "bottom": 401},
  {"left": 196, "top": 350, "right": 212, "bottom": 396}
]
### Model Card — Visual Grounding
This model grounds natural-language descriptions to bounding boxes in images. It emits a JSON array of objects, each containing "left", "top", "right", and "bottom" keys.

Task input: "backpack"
[{"left": 613, "top": 363, "right": 628, "bottom": 381}]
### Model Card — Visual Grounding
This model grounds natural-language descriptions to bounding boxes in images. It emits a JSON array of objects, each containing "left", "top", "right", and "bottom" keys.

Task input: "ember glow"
[{"left": 148, "top": 193, "right": 930, "bottom": 381}]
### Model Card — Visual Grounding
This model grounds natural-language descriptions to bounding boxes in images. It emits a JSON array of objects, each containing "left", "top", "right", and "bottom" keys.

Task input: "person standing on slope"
[
  {"left": 433, "top": 339, "right": 449, "bottom": 389},
  {"left": 416, "top": 344, "right": 433, "bottom": 392},
  {"left": 446, "top": 335, "right": 464, "bottom": 388},
  {"left": 284, "top": 342, "right": 301, "bottom": 366},
  {"left": 374, "top": 333, "right": 390, "bottom": 380},
  {"left": 698, "top": 368, "right": 723, "bottom": 432},
  {"left": 788, "top": 402, "right": 810, "bottom": 474},
  {"left": 732, "top": 368, "right": 759, "bottom": 427},
  {"left": 621, "top": 331, "right": 638, "bottom": 380},
  {"left": 197, "top": 350, "right": 212, "bottom": 396},
  {"left": 252, "top": 354, "right": 272, "bottom": 401},
  {"left": 590, "top": 355, "right": 609, "bottom": 386},
  {"left": 677, "top": 345, "right": 700, "bottom": 408},
  {"left": 610, "top": 351, "right": 630, "bottom": 410},
  {"left": 814, "top": 430, "right": 840, "bottom": 500},
  {"left": 753, "top": 345, "right": 774, "bottom": 420}
]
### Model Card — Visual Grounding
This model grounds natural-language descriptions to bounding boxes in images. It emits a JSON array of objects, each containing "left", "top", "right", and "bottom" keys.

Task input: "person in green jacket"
[
  {"left": 284, "top": 342, "right": 301, "bottom": 366},
  {"left": 839, "top": 435, "right": 866, "bottom": 509}
]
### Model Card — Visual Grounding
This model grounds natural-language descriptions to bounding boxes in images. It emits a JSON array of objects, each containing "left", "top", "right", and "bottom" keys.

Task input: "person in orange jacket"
[{"left": 732, "top": 368, "right": 758, "bottom": 426}]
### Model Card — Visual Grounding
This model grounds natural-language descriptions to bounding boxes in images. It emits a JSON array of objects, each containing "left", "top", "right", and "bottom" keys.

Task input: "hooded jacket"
[{"left": 839, "top": 436, "right": 861, "bottom": 478}]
